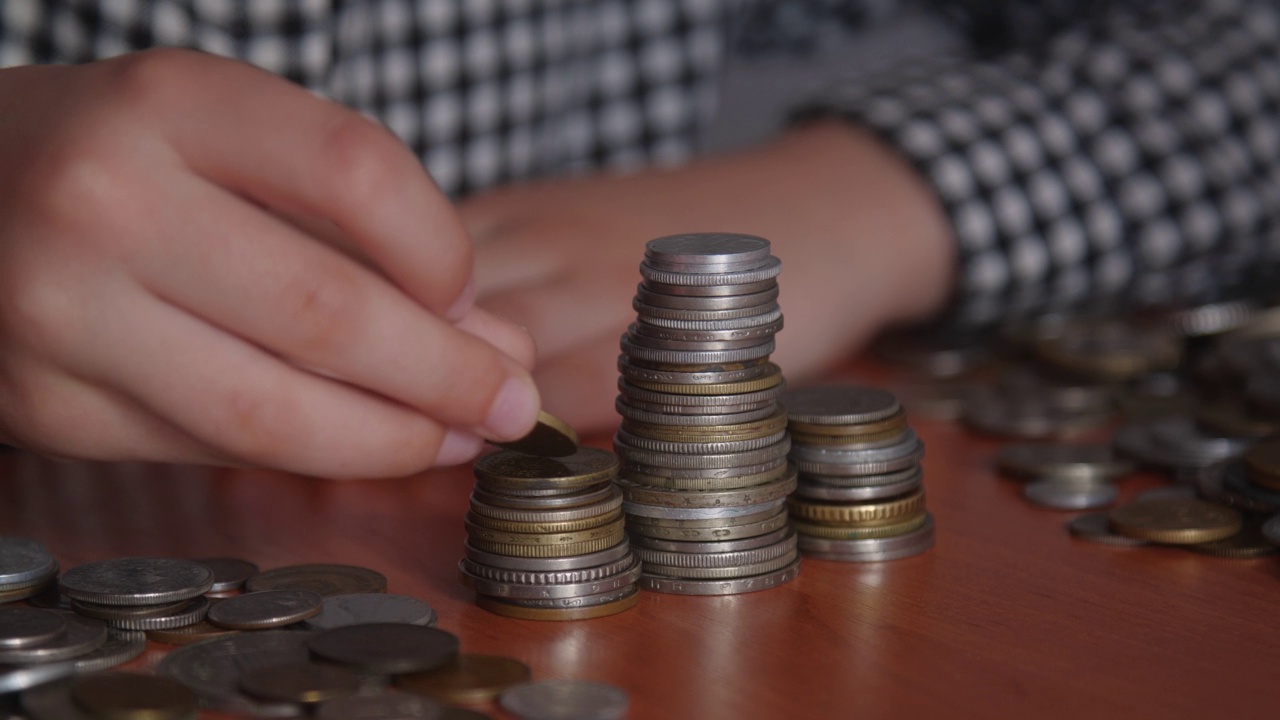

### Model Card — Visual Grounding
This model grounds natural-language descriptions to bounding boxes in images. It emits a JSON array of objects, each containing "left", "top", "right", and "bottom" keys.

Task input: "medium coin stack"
[
  {"left": 614, "top": 233, "right": 800, "bottom": 595},
  {"left": 783, "top": 386, "right": 936, "bottom": 562},
  {"left": 460, "top": 447, "right": 641, "bottom": 620}
]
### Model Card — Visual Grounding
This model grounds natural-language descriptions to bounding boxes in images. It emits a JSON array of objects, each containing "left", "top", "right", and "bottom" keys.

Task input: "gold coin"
[
  {"left": 628, "top": 365, "right": 783, "bottom": 395},
  {"left": 792, "top": 511, "right": 928, "bottom": 540},
  {"left": 1243, "top": 436, "right": 1280, "bottom": 487},
  {"left": 475, "top": 588, "right": 639, "bottom": 621},
  {"left": 491, "top": 410, "right": 579, "bottom": 457},
  {"left": 464, "top": 509, "right": 622, "bottom": 535},
  {"left": 466, "top": 531, "right": 626, "bottom": 558},
  {"left": 474, "top": 447, "right": 618, "bottom": 490},
  {"left": 397, "top": 654, "right": 532, "bottom": 704},
  {"left": 1109, "top": 498, "right": 1242, "bottom": 544},
  {"left": 464, "top": 517, "right": 625, "bottom": 546},
  {"left": 70, "top": 673, "right": 197, "bottom": 720},
  {"left": 787, "top": 410, "right": 908, "bottom": 437},
  {"left": 787, "top": 489, "right": 926, "bottom": 527}
]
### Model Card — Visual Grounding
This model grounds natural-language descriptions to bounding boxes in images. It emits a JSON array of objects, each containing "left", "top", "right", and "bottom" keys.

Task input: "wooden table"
[{"left": 3, "top": 374, "right": 1277, "bottom": 720}]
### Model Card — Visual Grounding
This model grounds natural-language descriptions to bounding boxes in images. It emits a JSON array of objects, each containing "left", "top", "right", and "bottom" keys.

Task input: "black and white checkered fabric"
[{"left": 3, "top": 0, "right": 1278, "bottom": 325}]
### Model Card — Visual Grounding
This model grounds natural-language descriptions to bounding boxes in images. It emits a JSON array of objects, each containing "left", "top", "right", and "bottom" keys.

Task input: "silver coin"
[
  {"left": 19, "top": 679, "right": 96, "bottom": 720},
  {"left": 633, "top": 531, "right": 796, "bottom": 569},
  {"left": 70, "top": 596, "right": 191, "bottom": 622},
  {"left": 616, "top": 355, "right": 778, "bottom": 385},
  {"left": 794, "top": 471, "right": 923, "bottom": 502},
  {"left": 789, "top": 428, "right": 910, "bottom": 452},
  {"left": 1066, "top": 513, "right": 1149, "bottom": 547},
  {"left": 615, "top": 398, "right": 777, "bottom": 426},
  {"left": 1, "top": 662, "right": 76, "bottom": 696},
  {"left": 500, "top": 680, "right": 629, "bottom": 720},
  {"left": 1023, "top": 479, "right": 1118, "bottom": 510},
  {"left": 619, "top": 333, "right": 775, "bottom": 365},
  {"left": 789, "top": 429, "right": 920, "bottom": 465},
  {"left": 637, "top": 306, "right": 782, "bottom": 332},
  {"left": 613, "top": 436, "right": 790, "bottom": 470},
  {"left": 964, "top": 390, "right": 1112, "bottom": 439},
  {"left": 0, "top": 607, "right": 66, "bottom": 649},
  {"left": 1262, "top": 514, "right": 1280, "bottom": 546},
  {"left": 637, "top": 557, "right": 801, "bottom": 596},
  {"left": 641, "top": 277, "right": 777, "bottom": 297},
  {"left": 639, "top": 256, "right": 781, "bottom": 287},
  {"left": 0, "top": 538, "right": 57, "bottom": 590},
  {"left": 781, "top": 385, "right": 901, "bottom": 426},
  {"left": 798, "top": 465, "right": 921, "bottom": 488},
  {"left": 462, "top": 540, "right": 632, "bottom": 573},
  {"left": 618, "top": 457, "right": 787, "bottom": 480},
  {"left": 59, "top": 557, "right": 213, "bottom": 606},
  {"left": 0, "top": 612, "right": 106, "bottom": 664},
  {"left": 642, "top": 548, "right": 798, "bottom": 580},
  {"left": 1114, "top": 416, "right": 1252, "bottom": 469},
  {"left": 615, "top": 469, "right": 797, "bottom": 509},
  {"left": 471, "top": 483, "right": 616, "bottom": 511},
  {"left": 997, "top": 443, "right": 1136, "bottom": 481},
  {"left": 798, "top": 516, "right": 937, "bottom": 562},
  {"left": 195, "top": 558, "right": 259, "bottom": 593},
  {"left": 634, "top": 283, "right": 779, "bottom": 311},
  {"left": 617, "top": 396, "right": 776, "bottom": 416},
  {"left": 314, "top": 691, "right": 444, "bottom": 720},
  {"left": 157, "top": 630, "right": 316, "bottom": 716},
  {"left": 460, "top": 554, "right": 637, "bottom": 587},
  {"left": 483, "top": 585, "right": 637, "bottom": 610},
  {"left": 630, "top": 318, "right": 784, "bottom": 345},
  {"left": 622, "top": 496, "right": 786, "bottom": 520},
  {"left": 617, "top": 378, "right": 785, "bottom": 407},
  {"left": 791, "top": 438, "right": 925, "bottom": 477},
  {"left": 644, "top": 232, "right": 772, "bottom": 271},
  {"left": 471, "top": 488, "right": 623, "bottom": 524},
  {"left": 71, "top": 630, "right": 147, "bottom": 673},
  {"left": 628, "top": 526, "right": 791, "bottom": 554},
  {"left": 626, "top": 511, "right": 790, "bottom": 543},
  {"left": 462, "top": 556, "right": 642, "bottom": 600},
  {"left": 207, "top": 589, "right": 322, "bottom": 630},
  {"left": 302, "top": 594, "right": 438, "bottom": 631},
  {"left": 101, "top": 596, "right": 210, "bottom": 631}
]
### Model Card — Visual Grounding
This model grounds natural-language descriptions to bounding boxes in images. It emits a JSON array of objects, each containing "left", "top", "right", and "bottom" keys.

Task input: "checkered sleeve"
[{"left": 793, "top": 0, "right": 1280, "bottom": 325}]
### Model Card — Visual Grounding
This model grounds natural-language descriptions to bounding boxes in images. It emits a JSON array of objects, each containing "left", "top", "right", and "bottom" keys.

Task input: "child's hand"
[{"left": 0, "top": 50, "right": 539, "bottom": 478}]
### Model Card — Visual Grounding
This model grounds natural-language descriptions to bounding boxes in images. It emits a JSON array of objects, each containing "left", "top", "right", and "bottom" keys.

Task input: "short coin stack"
[
  {"left": 614, "top": 233, "right": 800, "bottom": 595},
  {"left": 783, "top": 386, "right": 936, "bottom": 561},
  {"left": 460, "top": 447, "right": 641, "bottom": 620}
]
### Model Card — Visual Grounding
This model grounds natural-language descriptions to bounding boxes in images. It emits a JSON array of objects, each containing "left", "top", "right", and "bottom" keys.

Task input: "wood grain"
[{"left": 2, "top": 394, "right": 1277, "bottom": 720}]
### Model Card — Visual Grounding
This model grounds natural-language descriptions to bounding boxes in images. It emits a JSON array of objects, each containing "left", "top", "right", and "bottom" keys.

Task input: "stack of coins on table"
[
  {"left": 783, "top": 386, "right": 936, "bottom": 561},
  {"left": 460, "top": 446, "right": 641, "bottom": 620},
  {"left": 613, "top": 233, "right": 800, "bottom": 595}
]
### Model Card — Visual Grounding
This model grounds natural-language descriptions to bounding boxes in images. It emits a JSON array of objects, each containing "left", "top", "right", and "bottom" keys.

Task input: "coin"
[
  {"left": 633, "top": 532, "right": 796, "bottom": 569},
  {"left": 70, "top": 672, "right": 197, "bottom": 720},
  {"left": 398, "top": 654, "right": 532, "bottom": 705},
  {"left": 637, "top": 558, "right": 801, "bottom": 595},
  {"left": 629, "top": 318, "right": 785, "bottom": 346},
  {"left": 1109, "top": 498, "right": 1243, "bottom": 544},
  {"left": 1263, "top": 514, "right": 1280, "bottom": 545},
  {"left": 615, "top": 398, "right": 778, "bottom": 426},
  {"left": 625, "top": 510, "right": 790, "bottom": 542},
  {"left": 467, "top": 532, "right": 625, "bottom": 559},
  {"left": 634, "top": 301, "right": 780, "bottom": 326},
  {"left": 615, "top": 470, "right": 797, "bottom": 509},
  {"left": 641, "top": 277, "right": 777, "bottom": 297},
  {"left": 475, "top": 587, "right": 640, "bottom": 621},
  {"left": 633, "top": 284, "right": 778, "bottom": 310},
  {"left": 72, "top": 630, "right": 148, "bottom": 673},
  {"left": 195, "top": 557, "right": 259, "bottom": 593},
  {"left": 465, "top": 509, "right": 622, "bottom": 535},
  {"left": 0, "top": 538, "right": 57, "bottom": 590},
  {"left": 639, "top": 255, "right": 781, "bottom": 286},
  {"left": 71, "top": 597, "right": 192, "bottom": 623},
  {"left": 460, "top": 553, "right": 636, "bottom": 587},
  {"left": 157, "top": 630, "right": 316, "bottom": 715},
  {"left": 472, "top": 482, "right": 616, "bottom": 511},
  {"left": 245, "top": 564, "right": 387, "bottom": 596},
  {"left": 462, "top": 540, "right": 632, "bottom": 573},
  {"left": 997, "top": 443, "right": 1136, "bottom": 481},
  {"left": 474, "top": 448, "right": 619, "bottom": 490},
  {"left": 630, "top": 526, "right": 790, "bottom": 554},
  {"left": 309, "top": 624, "right": 459, "bottom": 675},
  {"left": 207, "top": 589, "right": 322, "bottom": 630},
  {"left": 314, "top": 692, "right": 445, "bottom": 719},
  {"left": 644, "top": 233, "right": 772, "bottom": 271},
  {"left": 1023, "top": 479, "right": 1118, "bottom": 510},
  {"left": 1186, "top": 518, "right": 1280, "bottom": 558},
  {"left": 91, "top": 596, "right": 210, "bottom": 632},
  {"left": 146, "top": 618, "right": 239, "bottom": 646},
  {"left": 788, "top": 489, "right": 925, "bottom": 526},
  {"left": 461, "top": 556, "right": 643, "bottom": 600},
  {"left": 0, "top": 608, "right": 65, "bottom": 650},
  {"left": 1066, "top": 513, "right": 1150, "bottom": 547},
  {"left": 794, "top": 469, "right": 923, "bottom": 502},
  {"left": 19, "top": 679, "right": 97, "bottom": 720},
  {"left": 638, "top": 307, "right": 783, "bottom": 333},
  {"left": 622, "top": 496, "right": 786, "bottom": 521},
  {"left": 1, "top": 663, "right": 76, "bottom": 696},
  {"left": 239, "top": 662, "right": 361, "bottom": 705},
  {"left": 471, "top": 487, "right": 623, "bottom": 524},
  {"left": 60, "top": 558, "right": 213, "bottom": 606},
  {"left": 782, "top": 386, "right": 901, "bottom": 425},
  {"left": 301, "top": 593, "right": 438, "bottom": 631},
  {"left": 620, "top": 462, "right": 791, "bottom": 491},
  {"left": 491, "top": 411, "right": 580, "bottom": 458},
  {"left": 618, "top": 334, "right": 775, "bottom": 365},
  {"left": 0, "top": 612, "right": 106, "bottom": 664},
  {"left": 499, "top": 680, "right": 628, "bottom": 720},
  {"left": 797, "top": 515, "right": 936, "bottom": 561}
]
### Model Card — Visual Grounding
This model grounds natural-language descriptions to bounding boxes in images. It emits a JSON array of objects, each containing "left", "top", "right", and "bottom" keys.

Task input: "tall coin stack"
[
  {"left": 783, "top": 386, "right": 936, "bottom": 561},
  {"left": 460, "top": 447, "right": 642, "bottom": 620},
  {"left": 614, "top": 233, "right": 800, "bottom": 595}
]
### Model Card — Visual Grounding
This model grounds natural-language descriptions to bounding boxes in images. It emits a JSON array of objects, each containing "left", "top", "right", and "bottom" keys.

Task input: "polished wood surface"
[{"left": 2, "top": 375, "right": 1277, "bottom": 720}]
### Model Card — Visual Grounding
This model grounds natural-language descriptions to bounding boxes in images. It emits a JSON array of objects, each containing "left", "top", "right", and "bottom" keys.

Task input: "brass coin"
[
  {"left": 70, "top": 672, "right": 197, "bottom": 720},
  {"left": 787, "top": 489, "right": 926, "bottom": 527},
  {"left": 788, "top": 410, "right": 908, "bottom": 437},
  {"left": 474, "top": 447, "right": 619, "bottom": 490},
  {"left": 792, "top": 512, "right": 929, "bottom": 540},
  {"left": 1186, "top": 518, "right": 1280, "bottom": 559},
  {"left": 246, "top": 564, "right": 387, "bottom": 596},
  {"left": 465, "top": 509, "right": 622, "bottom": 535},
  {"left": 1243, "top": 436, "right": 1280, "bottom": 487},
  {"left": 475, "top": 587, "right": 639, "bottom": 621},
  {"left": 627, "top": 365, "right": 784, "bottom": 395},
  {"left": 397, "top": 654, "right": 532, "bottom": 705},
  {"left": 491, "top": 410, "right": 580, "bottom": 458},
  {"left": 464, "top": 517, "right": 626, "bottom": 546},
  {"left": 1108, "top": 498, "right": 1243, "bottom": 544},
  {"left": 467, "top": 532, "right": 626, "bottom": 559},
  {"left": 239, "top": 662, "right": 361, "bottom": 704}
]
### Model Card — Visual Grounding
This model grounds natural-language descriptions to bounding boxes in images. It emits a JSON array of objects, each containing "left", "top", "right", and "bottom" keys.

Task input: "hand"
[
  {"left": 463, "top": 120, "right": 955, "bottom": 434},
  {"left": 0, "top": 49, "right": 539, "bottom": 478}
]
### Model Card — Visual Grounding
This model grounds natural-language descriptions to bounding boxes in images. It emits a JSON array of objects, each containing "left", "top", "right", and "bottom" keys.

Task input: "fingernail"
[
  {"left": 436, "top": 429, "right": 485, "bottom": 467},
  {"left": 483, "top": 376, "right": 541, "bottom": 440},
  {"left": 446, "top": 276, "right": 477, "bottom": 322}
]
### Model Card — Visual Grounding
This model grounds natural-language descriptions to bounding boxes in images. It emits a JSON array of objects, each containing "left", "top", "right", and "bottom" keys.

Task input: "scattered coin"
[
  {"left": 1066, "top": 513, "right": 1149, "bottom": 547},
  {"left": 0, "top": 608, "right": 66, "bottom": 650},
  {"left": 997, "top": 443, "right": 1135, "bottom": 482},
  {"left": 239, "top": 662, "right": 362, "bottom": 705},
  {"left": 245, "top": 564, "right": 387, "bottom": 597},
  {"left": 499, "top": 680, "right": 629, "bottom": 720},
  {"left": 59, "top": 558, "right": 213, "bottom": 607},
  {"left": 157, "top": 630, "right": 317, "bottom": 715},
  {"left": 1023, "top": 479, "right": 1118, "bottom": 510},
  {"left": 195, "top": 558, "right": 259, "bottom": 593},
  {"left": 314, "top": 691, "right": 445, "bottom": 720},
  {"left": 0, "top": 538, "right": 58, "bottom": 591},
  {"left": 301, "top": 593, "right": 438, "bottom": 631},
  {"left": 0, "top": 612, "right": 107, "bottom": 665},
  {"left": 308, "top": 623, "right": 459, "bottom": 675},
  {"left": 70, "top": 672, "right": 197, "bottom": 720},
  {"left": 1109, "top": 498, "right": 1243, "bottom": 544},
  {"left": 398, "top": 654, "right": 532, "bottom": 705},
  {"left": 1186, "top": 518, "right": 1280, "bottom": 558},
  {"left": 491, "top": 410, "right": 580, "bottom": 458},
  {"left": 207, "top": 589, "right": 322, "bottom": 630},
  {"left": 71, "top": 630, "right": 148, "bottom": 673}
]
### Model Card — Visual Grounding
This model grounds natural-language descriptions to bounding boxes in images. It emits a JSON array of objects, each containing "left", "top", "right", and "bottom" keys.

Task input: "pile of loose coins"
[
  {"left": 613, "top": 233, "right": 800, "bottom": 594},
  {"left": 783, "top": 386, "right": 935, "bottom": 561},
  {"left": 0, "top": 537, "right": 632, "bottom": 719},
  {"left": 460, "top": 444, "right": 641, "bottom": 620}
]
